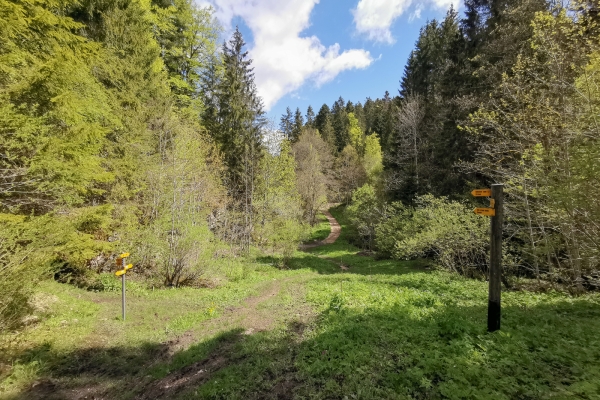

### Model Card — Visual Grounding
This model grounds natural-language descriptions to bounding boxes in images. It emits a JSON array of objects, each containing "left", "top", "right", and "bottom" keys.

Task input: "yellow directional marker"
[
  {"left": 474, "top": 207, "right": 496, "bottom": 217},
  {"left": 125, "top": 263, "right": 133, "bottom": 270},
  {"left": 115, "top": 269, "right": 126, "bottom": 276},
  {"left": 120, "top": 252, "right": 130, "bottom": 258},
  {"left": 471, "top": 189, "right": 492, "bottom": 197}
]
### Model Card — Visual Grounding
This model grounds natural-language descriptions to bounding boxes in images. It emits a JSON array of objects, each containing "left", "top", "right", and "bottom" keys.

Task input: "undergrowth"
[{"left": 2, "top": 207, "right": 600, "bottom": 399}]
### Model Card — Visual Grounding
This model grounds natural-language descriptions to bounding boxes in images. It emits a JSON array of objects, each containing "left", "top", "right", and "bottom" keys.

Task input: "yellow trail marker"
[
  {"left": 125, "top": 263, "right": 133, "bottom": 270},
  {"left": 115, "top": 269, "right": 126, "bottom": 276},
  {"left": 120, "top": 252, "right": 130, "bottom": 258},
  {"left": 474, "top": 207, "right": 496, "bottom": 217},
  {"left": 471, "top": 189, "right": 492, "bottom": 197}
]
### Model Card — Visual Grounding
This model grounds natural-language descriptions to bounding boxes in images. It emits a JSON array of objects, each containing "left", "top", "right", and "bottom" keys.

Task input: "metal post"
[
  {"left": 488, "top": 184, "right": 503, "bottom": 332},
  {"left": 122, "top": 273, "right": 126, "bottom": 321}
]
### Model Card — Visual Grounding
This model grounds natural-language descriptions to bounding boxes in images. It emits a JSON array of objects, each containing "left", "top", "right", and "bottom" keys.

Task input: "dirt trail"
[
  {"left": 139, "top": 276, "right": 313, "bottom": 399},
  {"left": 301, "top": 210, "right": 341, "bottom": 250}
]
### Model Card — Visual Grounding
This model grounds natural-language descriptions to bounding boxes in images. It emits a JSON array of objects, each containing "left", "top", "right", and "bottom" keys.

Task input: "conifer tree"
[
  {"left": 213, "top": 27, "right": 265, "bottom": 192},
  {"left": 291, "top": 107, "right": 304, "bottom": 142},
  {"left": 279, "top": 107, "right": 293, "bottom": 139},
  {"left": 209, "top": 27, "right": 265, "bottom": 250},
  {"left": 151, "top": 0, "right": 221, "bottom": 109},
  {"left": 305, "top": 105, "right": 315, "bottom": 128},
  {"left": 331, "top": 96, "right": 349, "bottom": 151}
]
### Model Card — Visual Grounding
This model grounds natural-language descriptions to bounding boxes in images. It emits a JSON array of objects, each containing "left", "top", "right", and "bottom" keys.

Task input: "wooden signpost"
[
  {"left": 115, "top": 252, "right": 133, "bottom": 321},
  {"left": 472, "top": 185, "right": 504, "bottom": 332}
]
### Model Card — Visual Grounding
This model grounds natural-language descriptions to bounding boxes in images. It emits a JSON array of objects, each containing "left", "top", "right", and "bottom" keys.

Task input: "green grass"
[
  {"left": 305, "top": 211, "right": 331, "bottom": 243},
  {"left": 2, "top": 206, "right": 600, "bottom": 399}
]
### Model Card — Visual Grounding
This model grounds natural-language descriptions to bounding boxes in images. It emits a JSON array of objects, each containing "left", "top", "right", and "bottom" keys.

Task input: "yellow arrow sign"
[
  {"left": 125, "top": 263, "right": 133, "bottom": 270},
  {"left": 120, "top": 252, "right": 130, "bottom": 258},
  {"left": 115, "top": 269, "right": 126, "bottom": 276},
  {"left": 474, "top": 207, "right": 496, "bottom": 217},
  {"left": 471, "top": 189, "right": 492, "bottom": 197}
]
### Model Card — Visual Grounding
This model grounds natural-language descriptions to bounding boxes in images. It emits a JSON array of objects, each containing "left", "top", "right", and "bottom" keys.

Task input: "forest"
[{"left": 0, "top": 0, "right": 599, "bottom": 398}]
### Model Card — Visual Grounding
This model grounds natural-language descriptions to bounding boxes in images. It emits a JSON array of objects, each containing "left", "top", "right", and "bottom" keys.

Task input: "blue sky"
[{"left": 198, "top": 0, "right": 460, "bottom": 123}]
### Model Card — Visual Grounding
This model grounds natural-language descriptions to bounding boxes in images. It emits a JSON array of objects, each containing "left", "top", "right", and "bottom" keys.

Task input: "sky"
[{"left": 197, "top": 0, "right": 461, "bottom": 123}]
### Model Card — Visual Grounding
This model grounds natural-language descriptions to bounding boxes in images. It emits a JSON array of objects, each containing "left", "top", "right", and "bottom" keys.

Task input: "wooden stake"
[
  {"left": 488, "top": 184, "right": 503, "bottom": 332},
  {"left": 121, "top": 273, "right": 126, "bottom": 321}
]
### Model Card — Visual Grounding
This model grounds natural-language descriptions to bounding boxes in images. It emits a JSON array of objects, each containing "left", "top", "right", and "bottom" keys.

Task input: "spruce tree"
[
  {"left": 331, "top": 96, "right": 349, "bottom": 151},
  {"left": 210, "top": 27, "right": 265, "bottom": 249},
  {"left": 315, "top": 104, "right": 331, "bottom": 134},
  {"left": 151, "top": 0, "right": 220, "bottom": 109},
  {"left": 291, "top": 107, "right": 304, "bottom": 142},
  {"left": 279, "top": 107, "right": 293, "bottom": 139},
  {"left": 305, "top": 105, "right": 315, "bottom": 128},
  {"left": 214, "top": 27, "right": 265, "bottom": 192}
]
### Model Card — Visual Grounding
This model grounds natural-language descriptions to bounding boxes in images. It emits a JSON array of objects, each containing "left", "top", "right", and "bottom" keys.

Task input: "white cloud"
[
  {"left": 199, "top": 0, "right": 374, "bottom": 110},
  {"left": 352, "top": 0, "right": 460, "bottom": 43}
]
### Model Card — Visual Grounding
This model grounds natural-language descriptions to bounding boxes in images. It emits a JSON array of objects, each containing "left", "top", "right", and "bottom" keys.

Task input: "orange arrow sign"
[
  {"left": 474, "top": 207, "right": 496, "bottom": 217},
  {"left": 471, "top": 189, "right": 492, "bottom": 197}
]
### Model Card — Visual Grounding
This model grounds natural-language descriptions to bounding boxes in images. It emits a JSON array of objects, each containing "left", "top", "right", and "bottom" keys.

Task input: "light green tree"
[
  {"left": 254, "top": 140, "right": 305, "bottom": 265},
  {"left": 347, "top": 112, "right": 365, "bottom": 155},
  {"left": 363, "top": 133, "right": 383, "bottom": 184}
]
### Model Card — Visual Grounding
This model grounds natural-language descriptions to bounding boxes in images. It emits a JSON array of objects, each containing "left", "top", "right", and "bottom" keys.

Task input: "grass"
[
  {"left": 305, "top": 211, "right": 331, "bottom": 243},
  {"left": 2, "top": 207, "right": 600, "bottom": 399}
]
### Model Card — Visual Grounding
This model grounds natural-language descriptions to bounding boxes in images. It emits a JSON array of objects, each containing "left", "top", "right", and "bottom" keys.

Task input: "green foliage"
[
  {"left": 376, "top": 195, "right": 489, "bottom": 275},
  {"left": 2, "top": 206, "right": 600, "bottom": 399},
  {"left": 151, "top": 0, "right": 220, "bottom": 109},
  {"left": 306, "top": 212, "right": 330, "bottom": 243},
  {"left": 293, "top": 129, "right": 330, "bottom": 224},
  {"left": 0, "top": 0, "right": 115, "bottom": 211},
  {"left": 362, "top": 133, "right": 383, "bottom": 184},
  {"left": 134, "top": 122, "right": 225, "bottom": 287},
  {"left": 463, "top": 6, "right": 600, "bottom": 286},
  {"left": 0, "top": 213, "right": 63, "bottom": 333},
  {"left": 347, "top": 112, "right": 364, "bottom": 155},
  {"left": 254, "top": 140, "right": 305, "bottom": 265},
  {"left": 346, "top": 184, "right": 385, "bottom": 250}
]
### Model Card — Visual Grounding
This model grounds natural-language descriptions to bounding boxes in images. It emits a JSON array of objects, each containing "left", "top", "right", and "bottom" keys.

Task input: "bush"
[
  {"left": 259, "top": 218, "right": 308, "bottom": 268},
  {"left": 346, "top": 184, "right": 387, "bottom": 250},
  {"left": 375, "top": 195, "right": 489, "bottom": 276},
  {"left": 0, "top": 214, "right": 52, "bottom": 334}
]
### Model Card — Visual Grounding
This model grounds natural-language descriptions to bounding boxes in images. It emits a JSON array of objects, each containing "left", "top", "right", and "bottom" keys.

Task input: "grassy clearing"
[{"left": 2, "top": 207, "right": 600, "bottom": 399}]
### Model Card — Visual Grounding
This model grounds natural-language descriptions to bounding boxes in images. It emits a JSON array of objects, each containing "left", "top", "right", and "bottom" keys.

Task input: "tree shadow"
[
  {"left": 162, "top": 297, "right": 600, "bottom": 399},
  {"left": 7, "top": 297, "right": 600, "bottom": 399},
  {"left": 6, "top": 329, "right": 243, "bottom": 400},
  {"left": 254, "top": 250, "right": 431, "bottom": 278}
]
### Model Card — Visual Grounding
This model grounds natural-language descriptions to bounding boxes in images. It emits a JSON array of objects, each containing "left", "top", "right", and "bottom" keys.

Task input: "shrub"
[
  {"left": 0, "top": 214, "right": 51, "bottom": 334},
  {"left": 375, "top": 195, "right": 489, "bottom": 276},
  {"left": 346, "top": 184, "right": 387, "bottom": 250}
]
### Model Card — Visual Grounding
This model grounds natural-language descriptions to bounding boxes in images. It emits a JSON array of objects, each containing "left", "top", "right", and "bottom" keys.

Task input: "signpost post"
[
  {"left": 115, "top": 253, "right": 132, "bottom": 321},
  {"left": 472, "top": 185, "right": 504, "bottom": 332}
]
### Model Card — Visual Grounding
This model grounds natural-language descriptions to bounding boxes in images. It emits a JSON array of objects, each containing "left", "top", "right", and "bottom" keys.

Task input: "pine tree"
[
  {"left": 214, "top": 27, "right": 265, "bottom": 192},
  {"left": 305, "top": 105, "right": 315, "bottom": 128},
  {"left": 291, "top": 107, "right": 304, "bottom": 142},
  {"left": 279, "top": 107, "right": 293, "bottom": 139},
  {"left": 211, "top": 27, "right": 266, "bottom": 250},
  {"left": 331, "top": 96, "right": 349, "bottom": 151},
  {"left": 315, "top": 104, "right": 331, "bottom": 134},
  {"left": 151, "top": 0, "right": 220, "bottom": 109}
]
